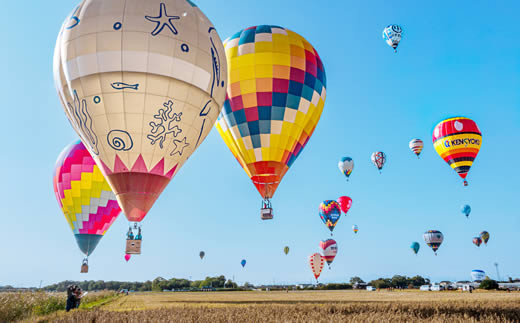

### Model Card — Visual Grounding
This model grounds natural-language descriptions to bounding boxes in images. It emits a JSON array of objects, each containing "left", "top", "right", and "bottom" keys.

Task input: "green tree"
[
  {"left": 350, "top": 277, "right": 365, "bottom": 285},
  {"left": 479, "top": 278, "right": 499, "bottom": 290},
  {"left": 391, "top": 275, "right": 408, "bottom": 288}
]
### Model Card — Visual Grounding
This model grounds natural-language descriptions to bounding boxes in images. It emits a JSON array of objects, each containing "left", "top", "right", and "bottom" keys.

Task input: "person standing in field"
[
  {"left": 74, "top": 286, "right": 83, "bottom": 308},
  {"left": 65, "top": 285, "right": 75, "bottom": 312}
]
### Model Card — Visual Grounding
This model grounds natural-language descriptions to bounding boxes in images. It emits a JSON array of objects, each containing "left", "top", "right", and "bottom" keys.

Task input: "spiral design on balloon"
[{"left": 107, "top": 130, "right": 133, "bottom": 151}]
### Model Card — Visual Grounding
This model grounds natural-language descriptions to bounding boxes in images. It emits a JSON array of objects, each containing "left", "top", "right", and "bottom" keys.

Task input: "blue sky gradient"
[{"left": 1, "top": 0, "right": 519, "bottom": 287}]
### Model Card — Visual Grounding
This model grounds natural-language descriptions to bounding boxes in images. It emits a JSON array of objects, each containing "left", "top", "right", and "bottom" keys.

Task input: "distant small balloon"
[
  {"left": 241, "top": 259, "right": 246, "bottom": 268},
  {"left": 409, "top": 139, "right": 424, "bottom": 158},
  {"left": 382, "top": 24, "right": 403, "bottom": 52},
  {"left": 337, "top": 196, "right": 353, "bottom": 214},
  {"left": 371, "top": 152, "right": 386, "bottom": 173},
  {"left": 423, "top": 230, "right": 444, "bottom": 255},
  {"left": 124, "top": 254, "right": 131, "bottom": 262},
  {"left": 461, "top": 205, "right": 471, "bottom": 218},
  {"left": 200, "top": 251, "right": 205, "bottom": 259},
  {"left": 338, "top": 157, "right": 354, "bottom": 180},
  {"left": 352, "top": 225, "right": 359, "bottom": 234},
  {"left": 473, "top": 236, "right": 482, "bottom": 247},
  {"left": 480, "top": 231, "right": 490, "bottom": 245},
  {"left": 284, "top": 246, "right": 290, "bottom": 255},
  {"left": 410, "top": 242, "right": 420, "bottom": 255}
]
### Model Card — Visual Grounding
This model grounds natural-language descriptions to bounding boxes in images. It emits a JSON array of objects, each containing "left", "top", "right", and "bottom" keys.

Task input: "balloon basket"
[
  {"left": 80, "top": 259, "right": 89, "bottom": 273},
  {"left": 261, "top": 207, "right": 273, "bottom": 220},
  {"left": 126, "top": 239, "right": 142, "bottom": 254}
]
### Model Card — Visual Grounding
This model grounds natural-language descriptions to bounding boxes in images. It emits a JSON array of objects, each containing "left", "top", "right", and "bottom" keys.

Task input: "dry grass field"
[{"left": 29, "top": 290, "right": 520, "bottom": 322}]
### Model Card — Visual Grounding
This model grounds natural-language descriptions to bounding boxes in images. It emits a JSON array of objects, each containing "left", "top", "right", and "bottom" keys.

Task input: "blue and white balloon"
[{"left": 382, "top": 24, "right": 403, "bottom": 52}]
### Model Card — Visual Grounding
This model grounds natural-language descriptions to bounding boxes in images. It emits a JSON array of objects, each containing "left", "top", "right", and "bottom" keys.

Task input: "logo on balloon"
[{"left": 454, "top": 120, "right": 464, "bottom": 131}]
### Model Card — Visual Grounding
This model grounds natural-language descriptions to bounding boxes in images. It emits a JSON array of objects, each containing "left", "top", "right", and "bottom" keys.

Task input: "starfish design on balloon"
[
  {"left": 145, "top": 3, "right": 180, "bottom": 36},
  {"left": 171, "top": 137, "right": 189, "bottom": 156}
]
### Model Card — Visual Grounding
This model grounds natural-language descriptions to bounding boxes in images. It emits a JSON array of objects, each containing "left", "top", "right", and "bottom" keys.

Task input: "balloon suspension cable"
[{"left": 82, "top": 257, "right": 88, "bottom": 265}]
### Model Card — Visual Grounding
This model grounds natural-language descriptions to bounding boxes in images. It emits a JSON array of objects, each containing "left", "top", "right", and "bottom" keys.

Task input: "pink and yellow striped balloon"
[{"left": 54, "top": 140, "right": 121, "bottom": 256}]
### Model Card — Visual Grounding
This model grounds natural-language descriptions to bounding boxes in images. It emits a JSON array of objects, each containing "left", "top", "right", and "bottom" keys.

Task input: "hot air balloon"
[
  {"left": 423, "top": 230, "right": 444, "bottom": 255},
  {"left": 410, "top": 242, "right": 420, "bottom": 255},
  {"left": 124, "top": 254, "right": 131, "bottom": 262},
  {"left": 480, "top": 231, "right": 490, "bottom": 245},
  {"left": 200, "top": 251, "right": 205, "bottom": 260},
  {"left": 337, "top": 196, "right": 352, "bottom": 215},
  {"left": 54, "top": 140, "right": 122, "bottom": 273},
  {"left": 471, "top": 269, "right": 486, "bottom": 281},
  {"left": 382, "top": 24, "right": 403, "bottom": 52},
  {"left": 409, "top": 139, "right": 424, "bottom": 158},
  {"left": 309, "top": 253, "right": 325, "bottom": 282},
  {"left": 54, "top": 0, "right": 228, "bottom": 254},
  {"left": 241, "top": 259, "right": 247, "bottom": 268},
  {"left": 319, "top": 200, "right": 342, "bottom": 235},
  {"left": 371, "top": 152, "right": 386, "bottom": 173},
  {"left": 338, "top": 157, "right": 354, "bottom": 180},
  {"left": 432, "top": 117, "right": 482, "bottom": 186},
  {"left": 284, "top": 246, "right": 290, "bottom": 255},
  {"left": 461, "top": 204, "right": 471, "bottom": 218},
  {"left": 473, "top": 236, "right": 482, "bottom": 247},
  {"left": 215, "top": 25, "right": 327, "bottom": 221},
  {"left": 319, "top": 239, "right": 337, "bottom": 268},
  {"left": 352, "top": 225, "right": 359, "bottom": 234}
]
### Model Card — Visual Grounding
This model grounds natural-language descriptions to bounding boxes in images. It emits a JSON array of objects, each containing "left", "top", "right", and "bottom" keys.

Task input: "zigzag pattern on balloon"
[
  {"left": 54, "top": 141, "right": 121, "bottom": 236},
  {"left": 98, "top": 155, "right": 178, "bottom": 179}
]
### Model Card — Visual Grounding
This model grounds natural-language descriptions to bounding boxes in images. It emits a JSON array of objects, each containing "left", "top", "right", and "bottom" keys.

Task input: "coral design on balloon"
[
  {"left": 147, "top": 100, "right": 188, "bottom": 155},
  {"left": 107, "top": 130, "right": 133, "bottom": 151},
  {"left": 145, "top": 3, "right": 180, "bottom": 36},
  {"left": 67, "top": 90, "right": 99, "bottom": 155}
]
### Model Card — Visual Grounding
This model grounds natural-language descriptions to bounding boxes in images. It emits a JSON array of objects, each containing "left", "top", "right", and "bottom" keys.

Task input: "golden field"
[{"left": 24, "top": 290, "right": 520, "bottom": 322}]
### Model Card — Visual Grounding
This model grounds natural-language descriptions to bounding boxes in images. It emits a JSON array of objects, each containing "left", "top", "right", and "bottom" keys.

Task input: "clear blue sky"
[{"left": 1, "top": 0, "right": 519, "bottom": 287}]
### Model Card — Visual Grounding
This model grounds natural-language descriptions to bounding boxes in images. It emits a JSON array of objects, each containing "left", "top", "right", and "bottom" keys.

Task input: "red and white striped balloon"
[
  {"left": 409, "top": 139, "right": 424, "bottom": 158},
  {"left": 309, "top": 253, "right": 325, "bottom": 281}
]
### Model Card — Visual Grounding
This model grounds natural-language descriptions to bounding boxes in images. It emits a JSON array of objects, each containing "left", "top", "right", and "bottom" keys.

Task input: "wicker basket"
[
  {"left": 126, "top": 239, "right": 142, "bottom": 254},
  {"left": 80, "top": 263, "right": 89, "bottom": 273},
  {"left": 260, "top": 208, "right": 274, "bottom": 220}
]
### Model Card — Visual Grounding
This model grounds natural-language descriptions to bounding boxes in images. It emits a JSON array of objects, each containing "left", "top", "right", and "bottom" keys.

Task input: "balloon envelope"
[
  {"left": 480, "top": 231, "right": 490, "bottom": 245},
  {"left": 215, "top": 25, "right": 327, "bottom": 200},
  {"left": 473, "top": 237, "right": 482, "bottom": 247},
  {"left": 200, "top": 251, "right": 205, "bottom": 259},
  {"left": 423, "top": 230, "right": 444, "bottom": 254},
  {"left": 54, "top": 140, "right": 121, "bottom": 256},
  {"left": 382, "top": 24, "right": 403, "bottom": 51},
  {"left": 338, "top": 157, "right": 354, "bottom": 179},
  {"left": 319, "top": 239, "right": 338, "bottom": 266},
  {"left": 371, "top": 152, "right": 386, "bottom": 171},
  {"left": 319, "top": 200, "right": 342, "bottom": 233},
  {"left": 409, "top": 139, "right": 424, "bottom": 157},
  {"left": 352, "top": 225, "right": 359, "bottom": 234},
  {"left": 432, "top": 117, "right": 482, "bottom": 186},
  {"left": 284, "top": 246, "right": 290, "bottom": 255},
  {"left": 124, "top": 254, "right": 131, "bottom": 262},
  {"left": 410, "top": 242, "right": 420, "bottom": 254},
  {"left": 241, "top": 259, "right": 246, "bottom": 267},
  {"left": 461, "top": 205, "right": 471, "bottom": 217},
  {"left": 309, "top": 253, "right": 325, "bottom": 280},
  {"left": 471, "top": 270, "right": 486, "bottom": 281},
  {"left": 54, "top": 0, "right": 228, "bottom": 223},
  {"left": 337, "top": 196, "right": 352, "bottom": 214}
]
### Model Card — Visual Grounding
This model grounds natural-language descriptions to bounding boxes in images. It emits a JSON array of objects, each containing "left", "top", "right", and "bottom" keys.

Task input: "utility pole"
[{"left": 494, "top": 262, "right": 501, "bottom": 281}]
